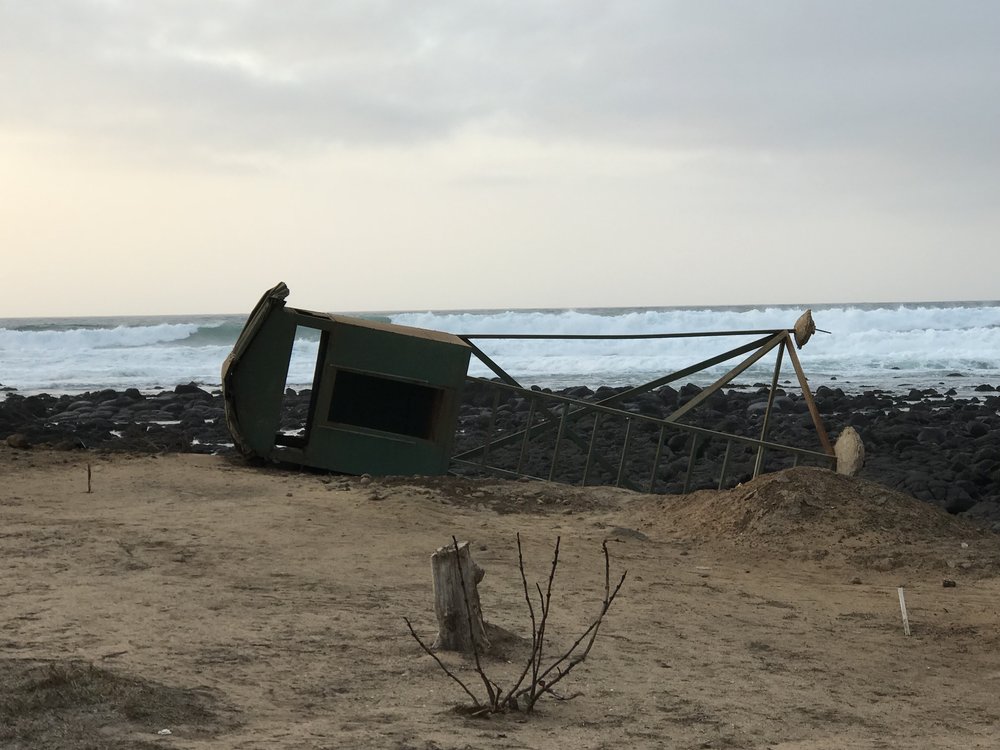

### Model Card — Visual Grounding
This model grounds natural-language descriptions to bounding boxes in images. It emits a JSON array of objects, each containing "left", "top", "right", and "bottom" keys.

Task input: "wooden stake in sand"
[
  {"left": 897, "top": 587, "right": 911, "bottom": 636},
  {"left": 87, "top": 463, "right": 92, "bottom": 494}
]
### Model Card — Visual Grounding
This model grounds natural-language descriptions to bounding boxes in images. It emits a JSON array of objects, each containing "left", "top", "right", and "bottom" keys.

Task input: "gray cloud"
[{"left": 1, "top": 0, "right": 998, "bottom": 170}]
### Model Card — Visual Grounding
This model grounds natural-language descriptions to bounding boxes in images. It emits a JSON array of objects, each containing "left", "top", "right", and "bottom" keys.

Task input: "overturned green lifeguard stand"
[{"left": 222, "top": 283, "right": 472, "bottom": 475}]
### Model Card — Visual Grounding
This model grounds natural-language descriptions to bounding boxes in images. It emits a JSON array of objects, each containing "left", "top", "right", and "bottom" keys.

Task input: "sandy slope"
[{"left": 2, "top": 446, "right": 999, "bottom": 749}]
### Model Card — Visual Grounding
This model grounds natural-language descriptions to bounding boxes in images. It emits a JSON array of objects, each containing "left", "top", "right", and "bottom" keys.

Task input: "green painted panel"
[
  {"left": 302, "top": 424, "right": 449, "bottom": 475},
  {"left": 229, "top": 310, "right": 296, "bottom": 455},
  {"left": 224, "top": 290, "right": 471, "bottom": 476},
  {"left": 326, "top": 323, "right": 470, "bottom": 387}
]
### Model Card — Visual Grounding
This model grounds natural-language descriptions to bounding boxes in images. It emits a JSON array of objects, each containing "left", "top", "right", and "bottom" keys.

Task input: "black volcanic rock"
[{"left": 1, "top": 380, "right": 999, "bottom": 529}]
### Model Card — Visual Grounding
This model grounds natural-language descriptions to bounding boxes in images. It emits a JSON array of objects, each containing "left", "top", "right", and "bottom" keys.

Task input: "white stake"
[{"left": 897, "top": 587, "right": 911, "bottom": 636}]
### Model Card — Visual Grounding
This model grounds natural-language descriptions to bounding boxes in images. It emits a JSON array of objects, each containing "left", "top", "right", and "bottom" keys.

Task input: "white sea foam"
[
  {"left": 1, "top": 303, "right": 998, "bottom": 395},
  {"left": 393, "top": 303, "right": 1000, "bottom": 392},
  {"left": 0, "top": 322, "right": 201, "bottom": 351}
]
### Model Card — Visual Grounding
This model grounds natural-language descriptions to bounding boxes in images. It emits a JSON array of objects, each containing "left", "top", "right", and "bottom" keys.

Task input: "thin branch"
[
  {"left": 541, "top": 571, "right": 626, "bottom": 685},
  {"left": 502, "top": 533, "right": 540, "bottom": 705},
  {"left": 517, "top": 540, "right": 627, "bottom": 710},
  {"left": 529, "top": 536, "right": 560, "bottom": 708},
  {"left": 403, "top": 617, "right": 481, "bottom": 708},
  {"left": 538, "top": 590, "right": 626, "bottom": 687},
  {"left": 409, "top": 534, "right": 626, "bottom": 715},
  {"left": 451, "top": 536, "right": 498, "bottom": 709}
]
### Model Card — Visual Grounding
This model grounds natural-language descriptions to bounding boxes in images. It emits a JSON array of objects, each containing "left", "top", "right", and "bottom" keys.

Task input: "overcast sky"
[{"left": 2, "top": 1, "right": 998, "bottom": 316}]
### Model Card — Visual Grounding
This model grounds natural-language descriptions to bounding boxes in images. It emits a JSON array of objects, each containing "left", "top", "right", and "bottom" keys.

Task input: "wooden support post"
[
  {"left": 897, "top": 587, "right": 911, "bottom": 637},
  {"left": 783, "top": 333, "right": 834, "bottom": 456},
  {"left": 431, "top": 540, "right": 490, "bottom": 652},
  {"left": 753, "top": 338, "right": 786, "bottom": 478}
]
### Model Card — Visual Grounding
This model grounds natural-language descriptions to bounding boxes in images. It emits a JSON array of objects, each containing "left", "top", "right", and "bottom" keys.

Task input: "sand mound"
[
  {"left": 372, "top": 468, "right": 1000, "bottom": 575},
  {"left": 677, "top": 467, "right": 967, "bottom": 543},
  {"left": 0, "top": 658, "right": 240, "bottom": 748},
  {"left": 640, "top": 467, "right": 1000, "bottom": 574}
]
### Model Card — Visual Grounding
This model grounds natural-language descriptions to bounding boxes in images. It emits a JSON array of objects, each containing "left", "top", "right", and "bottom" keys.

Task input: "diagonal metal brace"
[{"left": 665, "top": 332, "right": 787, "bottom": 423}]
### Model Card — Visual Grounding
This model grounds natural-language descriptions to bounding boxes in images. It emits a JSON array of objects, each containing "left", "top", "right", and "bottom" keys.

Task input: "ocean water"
[{"left": 2, "top": 302, "right": 999, "bottom": 398}]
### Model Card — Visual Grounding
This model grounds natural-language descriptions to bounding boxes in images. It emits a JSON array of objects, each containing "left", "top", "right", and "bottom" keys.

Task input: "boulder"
[
  {"left": 5, "top": 433, "right": 31, "bottom": 449},
  {"left": 834, "top": 426, "right": 865, "bottom": 476},
  {"left": 967, "top": 420, "right": 989, "bottom": 438}
]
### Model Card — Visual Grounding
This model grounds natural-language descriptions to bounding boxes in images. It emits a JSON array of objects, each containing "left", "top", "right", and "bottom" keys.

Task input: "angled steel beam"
[
  {"left": 453, "top": 325, "right": 835, "bottom": 492},
  {"left": 462, "top": 379, "right": 835, "bottom": 456},
  {"left": 783, "top": 332, "right": 834, "bottom": 456},
  {"left": 454, "top": 333, "right": 784, "bottom": 490},
  {"left": 754, "top": 338, "right": 786, "bottom": 478},
  {"left": 461, "top": 332, "right": 784, "bottom": 415},
  {"left": 460, "top": 337, "right": 522, "bottom": 387},
  {"left": 453, "top": 377, "right": 835, "bottom": 477},
  {"left": 460, "top": 333, "right": 781, "bottom": 462},
  {"left": 665, "top": 332, "right": 786, "bottom": 423},
  {"left": 460, "top": 329, "right": 792, "bottom": 340},
  {"left": 454, "top": 380, "right": 638, "bottom": 490},
  {"left": 590, "top": 333, "right": 781, "bottom": 409}
]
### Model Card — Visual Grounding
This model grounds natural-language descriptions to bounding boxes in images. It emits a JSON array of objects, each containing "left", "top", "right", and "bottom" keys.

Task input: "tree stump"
[{"left": 430, "top": 540, "right": 491, "bottom": 652}]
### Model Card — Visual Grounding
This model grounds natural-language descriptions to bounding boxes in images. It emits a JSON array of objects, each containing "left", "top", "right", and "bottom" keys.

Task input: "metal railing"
[{"left": 450, "top": 326, "right": 836, "bottom": 493}]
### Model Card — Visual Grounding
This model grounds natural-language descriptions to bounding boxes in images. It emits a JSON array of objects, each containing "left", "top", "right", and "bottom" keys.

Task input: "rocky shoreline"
[{"left": 2, "top": 380, "right": 998, "bottom": 528}]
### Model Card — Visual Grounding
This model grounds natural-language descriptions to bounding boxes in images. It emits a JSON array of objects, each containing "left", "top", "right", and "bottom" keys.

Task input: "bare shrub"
[{"left": 405, "top": 534, "right": 626, "bottom": 715}]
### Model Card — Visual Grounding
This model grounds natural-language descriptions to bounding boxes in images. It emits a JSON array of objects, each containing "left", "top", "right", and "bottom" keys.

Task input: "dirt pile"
[
  {"left": 0, "top": 658, "right": 240, "bottom": 749},
  {"left": 637, "top": 467, "right": 1000, "bottom": 574}
]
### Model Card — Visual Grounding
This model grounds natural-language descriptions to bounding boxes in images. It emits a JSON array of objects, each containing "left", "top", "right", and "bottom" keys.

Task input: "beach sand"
[{"left": 2, "top": 446, "right": 999, "bottom": 749}]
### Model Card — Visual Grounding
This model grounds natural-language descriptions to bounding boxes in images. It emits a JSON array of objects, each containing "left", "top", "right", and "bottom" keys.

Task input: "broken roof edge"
[
  {"left": 287, "top": 308, "right": 471, "bottom": 348},
  {"left": 224, "top": 281, "right": 290, "bottom": 372},
  {"left": 221, "top": 281, "right": 290, "bottom": 457},
  {"left": 224, "top": 283, "right": 471, "bottom": 370}
]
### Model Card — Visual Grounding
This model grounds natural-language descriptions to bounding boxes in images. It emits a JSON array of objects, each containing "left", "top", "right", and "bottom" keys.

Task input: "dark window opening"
[{"left": 328, "top": 370, "right": 442, "bottom": 440}]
